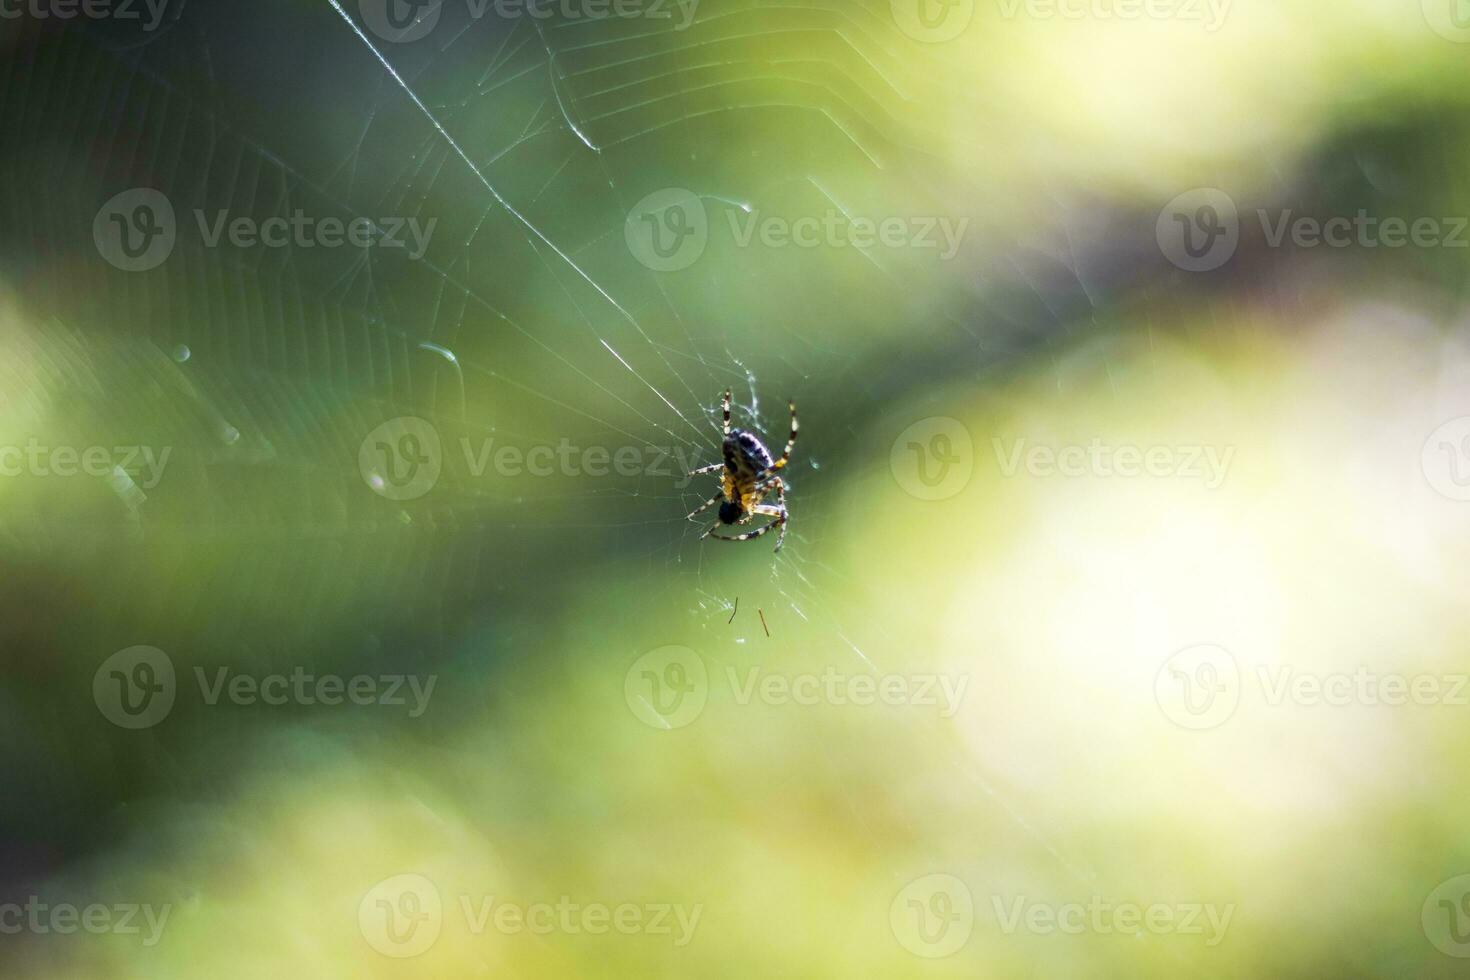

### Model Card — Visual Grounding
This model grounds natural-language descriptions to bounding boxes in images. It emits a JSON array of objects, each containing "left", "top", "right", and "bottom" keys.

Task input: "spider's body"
[
  {"left": 721, "top": 429, "right": 774, "bottom": 517},
  {"left": 687, "top": 390, "right": 797, "bottom": 552}
]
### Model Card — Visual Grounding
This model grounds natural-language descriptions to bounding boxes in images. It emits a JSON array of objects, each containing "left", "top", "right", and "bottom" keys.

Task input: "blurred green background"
[{"left": 4, "top": 0, "right": 1470, "bottom": 975}]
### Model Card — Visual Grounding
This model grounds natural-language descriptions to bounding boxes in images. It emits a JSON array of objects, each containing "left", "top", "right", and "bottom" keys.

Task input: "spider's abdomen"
[{"left": 724, "top": 429, "right": 774, "bottom": 481}]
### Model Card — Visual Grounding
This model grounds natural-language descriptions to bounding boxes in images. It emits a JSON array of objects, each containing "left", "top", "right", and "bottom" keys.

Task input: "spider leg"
[
  {"left": 753, "top": 473, "right": 788, "bottom": 493},
  {"left": 688, "top": 462, "right": 722, "bottom": 478},
  {"left": 705, "top": 476, "right": 789, "bottom": 551},
  {"left": 704, "top": 507, "right": 788, "bottom": 551},
  {"left": 686, "top": 488, "right": 725, "bottom": 521},
  {"left": 767, "top": 400, "right": 798, "bottom": 472},
  {"left": 721, "top": 388, "right": 732, "bottom": 436}
]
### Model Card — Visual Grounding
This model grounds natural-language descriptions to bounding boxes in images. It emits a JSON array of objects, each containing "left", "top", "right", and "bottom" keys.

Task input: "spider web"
[{"left": 0, "top": 0, "right": 1128, "bottom": 922}]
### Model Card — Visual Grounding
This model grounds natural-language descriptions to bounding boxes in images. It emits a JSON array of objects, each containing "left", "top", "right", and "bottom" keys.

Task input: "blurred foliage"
[{"left": 3, "top": 0, "right": 1470, "bottom": 976}]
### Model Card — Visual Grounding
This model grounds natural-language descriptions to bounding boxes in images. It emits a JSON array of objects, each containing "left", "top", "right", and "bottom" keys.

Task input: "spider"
[{"left": 686, "top": 389, "right": 798, "bottom": 552}]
